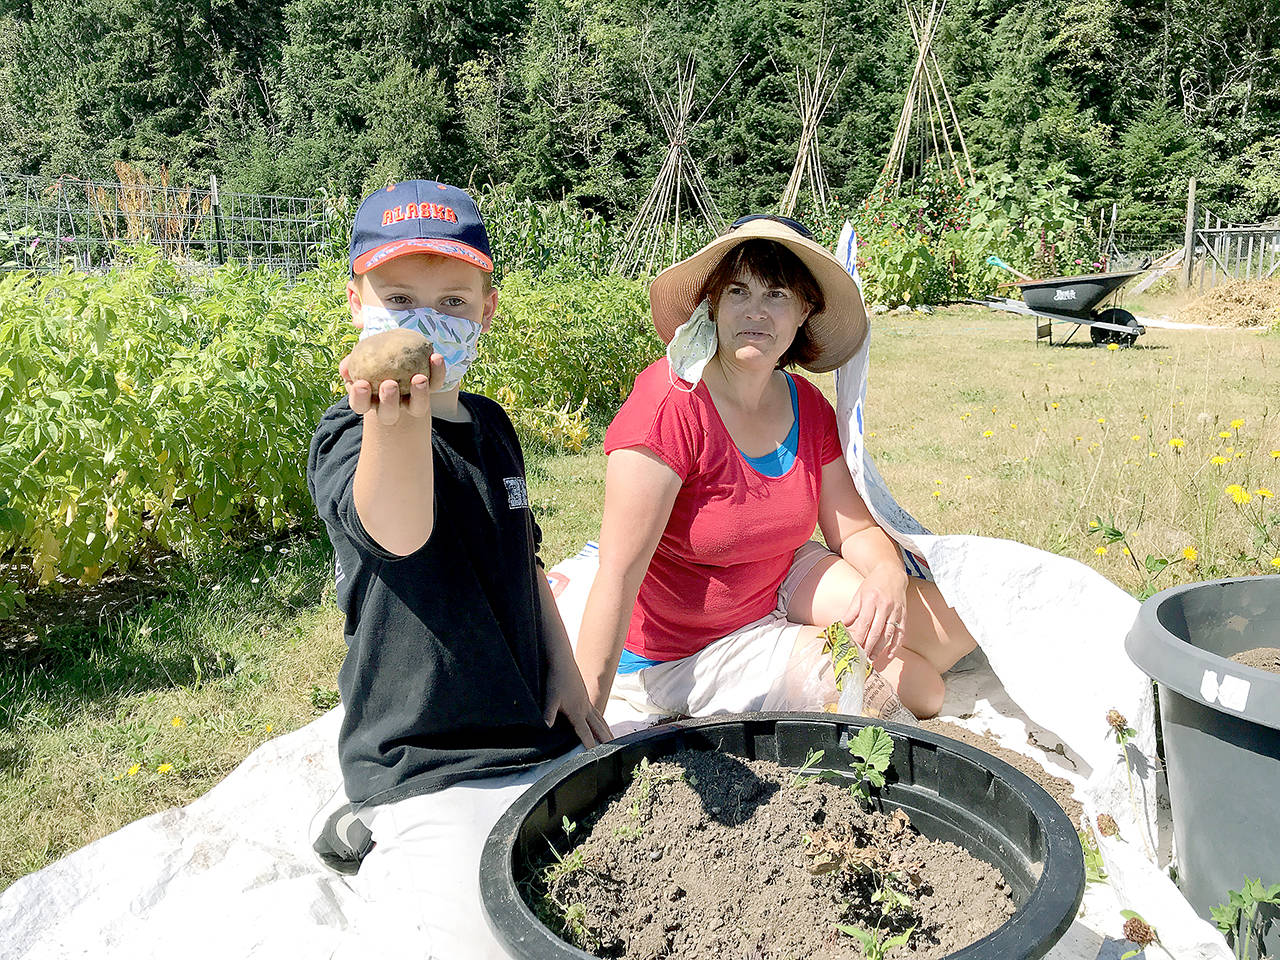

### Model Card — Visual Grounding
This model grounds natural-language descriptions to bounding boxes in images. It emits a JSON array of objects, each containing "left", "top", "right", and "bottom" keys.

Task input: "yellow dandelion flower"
[
  {"left": 1211, "top": 455, "right": 1228, "bottom": 466},
  {"left": 1167, "top": 438, "right": 1184, "bottom": 449},
  {"left": 1225, "top": 447, "right": 1234, "bottom": 455},
  {"left": 266, "top": 724, "right": 274, "bottom": 734},
  {"left": 1219, "top": 431, "right": 1232, "bottom": 439},
  {"left": 1182, "top": 547, "right": 1198, "bottom": 562},
  {"left": 932, "top": 490, "right": 941, "bottom": 498},
  {"left": 157, "top": 763, "right": 173, "bottom": 774},
  {"left": 1271, "top": 450, "right": 1280, "bottom": 459},
  {"left": 935, "top": 479, "right": 943, "bottom": 485},
  {"left": 983, "top": 430, "right": 994, "bottom": 438},
  {"left": 1149, "top": 452, "right": 1159, "bottom": 458},
  {"left": 1089, "top": 520, "right": 1099, "bottom": 528},
  {"left": 1230, "top": 419, "right": 1244, "bottom": 429},
  {"left": 1097, "top": 417, "right": 1107, "bottom": 424},
  {"left": 1010, "top": 423, "right": 1018, "bottom": 430},
  {"left": 965, "top": 475, "right": 972, "bottom": 480},
  {"left": 127, "top": 763, "right": 140, "bottom": 777},
  {"left": 1256, "top": 488, "right": 1274, "bottom": 499},
  {"left": 1122, "top": 547, "right": 1131, "bottom": 556},
  {"left": 1131, "top": 435, "right": 1141, "bottom": 442},
  {"left": 1051, "top": 402, "right": 1060, "bottom": 409},
  {"left": 1272, "top": 558, "right": 1280, "bottom": 570},
  {"left": 1106, "top": 343, "right": 1120, "bottom": 351},
  {"left": 170, "top": 716, "right": 184, "bottom": 728},
  {"left": 1095, "top": 546, "right": 1108, "bottom": 556},
  {"left": 1229, "top": 486, "right": 1252, "bottom": 505}
]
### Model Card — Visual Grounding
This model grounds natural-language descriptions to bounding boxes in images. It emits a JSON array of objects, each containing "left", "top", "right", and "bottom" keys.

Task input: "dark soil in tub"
[
  {"left": 529, "top": 749, "right": 1015, "bottom": 959},
  {"left": 1229, "top": 646, "right": 1280, "bottom": 674}
]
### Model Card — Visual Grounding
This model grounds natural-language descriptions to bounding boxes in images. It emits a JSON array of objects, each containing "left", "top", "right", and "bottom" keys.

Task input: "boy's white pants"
[{"left": 332, "top": 749, "right": 581, "bottom": 960}]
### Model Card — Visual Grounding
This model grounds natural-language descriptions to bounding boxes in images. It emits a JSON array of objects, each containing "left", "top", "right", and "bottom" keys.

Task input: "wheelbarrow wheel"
[{"left": 1090, "top": 308, "right": 1140, "bottom": 347}]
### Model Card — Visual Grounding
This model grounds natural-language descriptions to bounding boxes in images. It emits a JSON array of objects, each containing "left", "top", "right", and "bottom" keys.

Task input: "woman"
[{"left": 575, "top": 215, "right": 976, "bottom": 722}]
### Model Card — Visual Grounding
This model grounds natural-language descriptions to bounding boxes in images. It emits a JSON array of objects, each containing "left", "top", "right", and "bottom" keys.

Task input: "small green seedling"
[
  {"left": 836, "top": 922, "right": 914, "bottom": 960},
  {"left": 561, "top": 815, "right": 577, "bottom": 837},
  {"left": 848, "top": 725, "right": 894, "bottom": 807},
  {"left": 1211, "top": 877, "right": 1280, "bottom": 960},
  {"left": 542, "top": 843, "right": 587, "bottom": 885},
  {"left": 871, "top": 873, "right": 914, "bottom": 919},
  {"left": 790, "top": 747, "right": 826, "bottom": 789}
]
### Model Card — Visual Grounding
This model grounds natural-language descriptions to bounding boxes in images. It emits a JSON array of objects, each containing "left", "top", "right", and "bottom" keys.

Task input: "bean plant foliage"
[
  {"left": 0, "top": 248, "right": 654, "bottom": 609},
  {"left": 0, "top": 248, "right": 350, "bottom": 597}
]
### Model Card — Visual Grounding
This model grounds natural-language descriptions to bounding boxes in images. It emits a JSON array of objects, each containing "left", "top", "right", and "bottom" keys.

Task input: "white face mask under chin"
[
  {"left": 359, "top": 304, "right": 483, "bottom": 392},
  {"left": 666, "top": 299, "right": 718, "bottom": 391}
]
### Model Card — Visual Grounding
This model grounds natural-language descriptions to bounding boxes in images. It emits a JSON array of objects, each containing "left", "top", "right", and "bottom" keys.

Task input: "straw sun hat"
[{"left": 648, "top": 215, "right": 868, "bottom": 374}]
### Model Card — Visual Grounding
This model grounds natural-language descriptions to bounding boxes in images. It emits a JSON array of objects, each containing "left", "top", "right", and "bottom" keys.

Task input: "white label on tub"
[{"left": 1200, "top": 669, "right": 1251, "bottom": 711}]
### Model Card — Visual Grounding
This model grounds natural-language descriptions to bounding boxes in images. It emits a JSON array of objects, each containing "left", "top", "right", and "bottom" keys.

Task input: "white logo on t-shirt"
[
  {"left": 334, "top": 555, "right": 345, "bottom": 586},
  {"left": 503, "top": 477, "right": 529, "bottom": 509}
]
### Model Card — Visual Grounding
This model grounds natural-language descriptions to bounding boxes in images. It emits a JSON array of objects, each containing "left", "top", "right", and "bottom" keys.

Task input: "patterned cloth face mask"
[
  {"left": 359, "top": 304, "right": 483, "bottom": 392},
  {"left": 665, "top": 298, "right": 718, "bottom": 391}
]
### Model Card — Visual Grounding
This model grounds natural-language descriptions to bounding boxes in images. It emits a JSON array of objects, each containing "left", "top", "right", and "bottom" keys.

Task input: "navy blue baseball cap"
[{"left": 349, "top": 180, "right": 493, "bottom": 276}]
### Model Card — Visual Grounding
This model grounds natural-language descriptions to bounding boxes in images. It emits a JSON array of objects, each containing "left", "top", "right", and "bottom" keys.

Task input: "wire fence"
[{"left": 0, "top": 171, "right": 339, "bottom": 280}]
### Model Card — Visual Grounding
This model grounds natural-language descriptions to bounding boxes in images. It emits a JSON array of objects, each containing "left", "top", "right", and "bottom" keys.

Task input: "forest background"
[{"left": 1, "top": 0, "right": 1277, "bottom": 240}]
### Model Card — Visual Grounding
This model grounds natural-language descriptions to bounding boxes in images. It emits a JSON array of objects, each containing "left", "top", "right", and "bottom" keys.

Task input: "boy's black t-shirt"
[{"left": 306, "top": 392, "right": 578, "bottom": 809}]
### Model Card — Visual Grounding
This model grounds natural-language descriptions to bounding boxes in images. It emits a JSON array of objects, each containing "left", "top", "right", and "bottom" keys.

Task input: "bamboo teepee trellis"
[
  {"left": 779, "top": 46, "right": 847, "bottom": 218},
  {"left": 878, "top": 0, "right": 975, "bottom": 193},
  {"left": 614, "top": 56, "right": 736, "bottom": 276}
]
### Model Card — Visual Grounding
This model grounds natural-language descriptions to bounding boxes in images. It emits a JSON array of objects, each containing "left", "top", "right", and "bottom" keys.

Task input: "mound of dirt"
[{"left": 1175, "top": 278, "right": 1280, "bottom": 328}]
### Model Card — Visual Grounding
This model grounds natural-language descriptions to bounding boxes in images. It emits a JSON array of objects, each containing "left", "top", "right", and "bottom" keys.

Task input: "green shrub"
[
  {"left": 0, "top": 249, "right": 350, "bottom": 593},
  {"left": 0, "top": 251, "right": 654, "bottom": 600},
  {"left": 474, "top": 269, "right": 657, "bottom": 449}
]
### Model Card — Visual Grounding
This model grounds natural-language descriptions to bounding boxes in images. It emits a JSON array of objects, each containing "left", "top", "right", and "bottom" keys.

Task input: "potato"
[{"left": 346, "top": 328, "right": 434, "bottom": 396}]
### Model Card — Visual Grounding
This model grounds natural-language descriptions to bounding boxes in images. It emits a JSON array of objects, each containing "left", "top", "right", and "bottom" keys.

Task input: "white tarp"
[{"left": 0, "top": 225, "right": 1232, "bottom": 960}]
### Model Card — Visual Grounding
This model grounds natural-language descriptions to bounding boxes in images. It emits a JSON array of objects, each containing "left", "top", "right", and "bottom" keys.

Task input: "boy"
[{"left": 306, "top": 180, "right": 610, "bottom": 959}]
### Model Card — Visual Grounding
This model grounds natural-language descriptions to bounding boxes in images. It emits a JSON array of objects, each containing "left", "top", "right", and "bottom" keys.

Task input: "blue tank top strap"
[{"left": 739, "top": 373, "right": 800, "bottom": 477}]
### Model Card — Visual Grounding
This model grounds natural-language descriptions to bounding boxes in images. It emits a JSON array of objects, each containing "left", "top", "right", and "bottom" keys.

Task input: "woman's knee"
[{"left": 900, "top": 663, "right": 946, "bottom": 719}]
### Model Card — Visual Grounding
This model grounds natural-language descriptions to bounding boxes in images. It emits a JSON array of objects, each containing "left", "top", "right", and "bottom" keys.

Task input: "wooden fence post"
[{"left": 1181, "top": 177, "right": 1197, "bottom": 288}]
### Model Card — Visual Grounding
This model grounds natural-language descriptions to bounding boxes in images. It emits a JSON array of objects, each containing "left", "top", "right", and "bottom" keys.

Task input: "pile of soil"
[
  {"left": 1175, "top": 278, "right": 1280, "bottom": 328},
  {"left": 532, "top": 749, "right": 1015, "bottom": 960},
  {"left": 1229, "top": 646, "right": 1280, "bottom": 675},
  {"left": 920, "top": 720, "right": 1083, "bottom": 827}
]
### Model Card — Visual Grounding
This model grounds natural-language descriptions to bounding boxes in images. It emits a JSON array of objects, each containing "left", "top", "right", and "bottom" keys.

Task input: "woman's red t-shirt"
[{"left": 603, "top": 359, "right": 843, "bottom": 662}]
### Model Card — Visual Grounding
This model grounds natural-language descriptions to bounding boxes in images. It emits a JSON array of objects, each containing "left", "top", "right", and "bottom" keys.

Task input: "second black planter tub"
[
  {"left": 480, "top": 713, "right": 1084, "bottom": 959},
  {"left": 1126, "top": 576, "right": 1280, "bottom": 959}
]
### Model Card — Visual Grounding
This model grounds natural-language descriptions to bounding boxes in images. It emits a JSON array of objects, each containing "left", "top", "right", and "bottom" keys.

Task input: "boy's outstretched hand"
[
  {"left": 338, "top": 349, "right": 446, "bottom": 425},
  {"left": 544, "top": 658, "right": 613, "bottom": 749}
]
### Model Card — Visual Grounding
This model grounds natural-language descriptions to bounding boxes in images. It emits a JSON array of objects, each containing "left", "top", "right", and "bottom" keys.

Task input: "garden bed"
[{"left": 531, "top": 748, "right": 1015, "bottom": 959}]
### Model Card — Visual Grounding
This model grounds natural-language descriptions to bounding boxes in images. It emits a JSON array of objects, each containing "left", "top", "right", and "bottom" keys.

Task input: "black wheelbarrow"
[{"left": 977, "top": 262, "right": 1147, "bottom": 347}]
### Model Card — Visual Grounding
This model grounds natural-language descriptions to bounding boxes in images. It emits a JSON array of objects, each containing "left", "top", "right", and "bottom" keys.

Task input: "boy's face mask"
[{"left": 358, "top": 304, "right": 483, "bottom": 392}]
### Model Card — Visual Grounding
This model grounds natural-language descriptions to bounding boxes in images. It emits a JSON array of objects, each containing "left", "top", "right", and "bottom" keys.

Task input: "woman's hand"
[{"left": 842, "top": 562, "right": 908, "bottom": 670}]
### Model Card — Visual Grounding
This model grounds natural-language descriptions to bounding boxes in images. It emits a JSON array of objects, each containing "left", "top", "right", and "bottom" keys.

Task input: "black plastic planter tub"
[
  {"left": 1126, "top": 576, "right": 1280, "bottom": 958},
  {"left": 480, "top": 713, "right": 1085, "bottom": 960}
]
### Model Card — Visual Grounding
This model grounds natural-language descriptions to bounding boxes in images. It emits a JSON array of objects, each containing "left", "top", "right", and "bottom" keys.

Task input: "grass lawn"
[{"left": 1, "top": 304, "right": 1277, "bottom": 893}]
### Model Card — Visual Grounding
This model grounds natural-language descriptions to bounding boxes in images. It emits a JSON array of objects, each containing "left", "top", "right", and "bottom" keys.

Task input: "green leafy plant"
[
  {"left": 790, "top": 747, "right": 826, "bottom": 789},
  {"left": 836, "top": 922, "right": 914, "bottom": 960},
  {"left": 1211, "top": 877, "right": 1280, "bottom": 960},
  {"left": 847, "top": 725, "right": 894, "bottom": 808}
]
